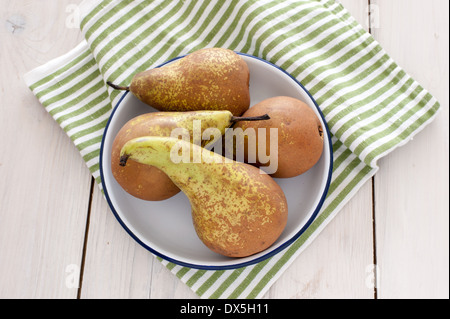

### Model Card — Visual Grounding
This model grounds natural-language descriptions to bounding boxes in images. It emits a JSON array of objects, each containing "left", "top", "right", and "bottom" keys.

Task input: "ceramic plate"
[{"left": 100, "top": 53, "right": 333, "bottom": 270}]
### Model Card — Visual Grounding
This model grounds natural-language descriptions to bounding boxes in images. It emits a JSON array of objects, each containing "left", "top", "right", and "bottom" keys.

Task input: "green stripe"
[
  {"left": 94, "top": 175, "right": 102, "bottom": 186},
  {"left": 310, "top": 54, "right": 397, "bottom": 100},
  {"left": 330, "top": 149, "right": 354, "bottom": 181},
  {"left": 270, "top": 11, "right": 333, "bottom": 62},
  {"left": 330, "top": 70, "right": 409, "bottom": 135},
  {"left": 226, "top": 1, "right": 289, "bottom": 51},
  {"left": 347, "top": 83, "right": 424, "bottom": 155},
  {"left": 336, "top": 79, "right": 417, "bottom": 152},
  {"left": 62, "top": 103, "right": 111, "bottom": 134},
  {"left": 71, "top": 118, "right": 109, "bottom": 142},
  {"left": 317, "top": 56, "right": 395, "bottom": 117},
  {"left": 190, "top": 1, "right": 239, "bottom": 50},
  {"left": 53, "top": 90, "right": 109, "bottom": 126},
  {"left": 260, "top": 5, "right": 345, "bottom": 61},
  {"left": 77, "top": 135, "right": 103, "bottom": 153},
  {"left": 39, "top": 70, "right": 102, "bottom": 107},
  {"left": 209, "top": 268, "right": 245, "bottom": 299},
  {"left": 365, "top": 100, "right": 440, "bottom": 165},
  {"left": 99, "top": 0, "right": 190, "bottom": 80},
  {"left": 80, "top": 0, "right": 113, "bottom": 31},
  {"left": 50, "top": 81, "right": 107, "bottom": 118},
  {"left": 129, "top": 1, "right": 212, "bottom": 74},
  {"left": 299, "top": 35, "right": 376, "bottom": 87},
  {"left": 327, "top": 151, "right": 359, "bottom": 195},
  {"left": 243, "top": 3, "right": 324, "bottom": 56},
  {"left": 361, "top": 94, "right": 437, "bottom": 165},
  {"left": 321, "top": 0, "right": 340, "bottom": 9},
  {"left": 90, "top": 164, "right": 101, "bottom": 177},
  {"left": 332, "top": 137, "right": 343, "bottom": 152},
  {"left": 311, "top": 50, "right": 390, "bottom": 101},
  {"left": 176, "top": 267, "right": 190, "bottom": 279},
  {"left": 92, "top": 1, "right": 173, "bottom": 67},
  {"left": 163, "top": 1, "right": 228, "bottom": 59},
  {"left": 88, "top": 2, "right": 150, "bottom": 52},
  {"left": 283, "top": 30, "right": 370, "bottom": 85},
  {"left": 212, "top": 0, "right": 255, "bottom": 49},
  {"left": 82, "top": 149, "right": 101, "bottom": 164},
  {"left": 166, "top": 262, "right": 177, "bottom": 271},
  {"left": 277, "top": 24, "right": 367, "bottom": 74},
  {"left": 84, "top": 0, "right": 130, "bottom": 40},
  {"left": 185, "top": 270, "right": 207, "bottom": 288},
  {"left": 228, "top": 259, "right": 271, "bottom": 299},
  {"left": 35, "top": 58, "right": 98, "bottom": 101},
  {"left": 289, "top": 24, "right": 367, "bottom": 80},
  {"left": 109, "top": 90, "right": 124, "bottom": 107},
  {"left": 29, "top": 49, "right": 92, "bottom": 91},
  {"left": 258, "top": 5, "right": 329, "bottom": 58},
  {"left": 196, "top": 271, "right": 225, "bottom": 297}
]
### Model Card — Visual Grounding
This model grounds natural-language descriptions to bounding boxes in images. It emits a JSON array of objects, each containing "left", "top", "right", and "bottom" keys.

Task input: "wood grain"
[
  {"left": 372, "top": 0, "right": 449, "bottom": 299},
  {"left": 0, "top": 0, "right": 89, "bottom": 298}
]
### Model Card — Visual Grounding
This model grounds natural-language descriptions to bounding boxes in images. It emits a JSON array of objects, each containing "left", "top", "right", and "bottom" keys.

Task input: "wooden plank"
[
  {"left": 267, "top": 181, "right": 375, "bottom": 298},
  {"left": 371, "top": 0, "right": 449, "bottom": 299},
  {"left": 79, "top": 185, "right": 156, "bottom": 299},
  {"left": 267, "top": 0, "right": 376, "bottom": 298},
  {"left": 0, "top": 0, "right": 91, "bottom": 298}
]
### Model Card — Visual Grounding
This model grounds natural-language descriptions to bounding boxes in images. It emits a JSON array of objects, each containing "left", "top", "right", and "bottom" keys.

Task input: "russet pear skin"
[
  {"left": 234, "top": 96, "right": 324, "bottom": 178},
  {"left": 120, "top": 136, "right": 288, "bottom": 258},
  {"left": 130, "top": 48, "right": 250, "bottom": 116},
  {"left": 112, "top": 111, "right": 239, "bottom": 201}
]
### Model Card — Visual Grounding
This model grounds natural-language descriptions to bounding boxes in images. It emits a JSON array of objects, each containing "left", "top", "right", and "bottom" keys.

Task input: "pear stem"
[
  {"left": 231, "top": 114, "right": 270, "bottom": 123},
  {"left": 107, "top": 81, "right": 130, "bottom": 91}
]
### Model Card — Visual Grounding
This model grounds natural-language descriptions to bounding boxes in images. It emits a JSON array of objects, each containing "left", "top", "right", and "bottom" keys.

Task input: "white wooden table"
[{"left": 0, "top": 0, "right": 448, "bottom": 299}]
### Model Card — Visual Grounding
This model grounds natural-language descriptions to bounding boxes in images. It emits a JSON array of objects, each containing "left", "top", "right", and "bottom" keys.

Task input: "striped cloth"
[{"left": 24, "top": 0, "right": 440, "bottom": 299}]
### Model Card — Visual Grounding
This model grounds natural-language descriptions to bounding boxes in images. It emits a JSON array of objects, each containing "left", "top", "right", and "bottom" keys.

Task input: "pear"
[
  {"left": 107, "top": 48, "right": 250, "bottom": 116},
  {"left": 119, "top": 136, "right": 288, "bottom": 258},
  {"left": 112, "top": 111, "right": 269, "bottom": 201},
  {"left": 233, "top": 96, "right": 324, "bottom": 178}
]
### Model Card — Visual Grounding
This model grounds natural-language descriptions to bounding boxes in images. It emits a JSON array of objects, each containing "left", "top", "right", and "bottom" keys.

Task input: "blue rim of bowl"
[{"left": 99, "top": 52, "right": 334, "bottom": 270}]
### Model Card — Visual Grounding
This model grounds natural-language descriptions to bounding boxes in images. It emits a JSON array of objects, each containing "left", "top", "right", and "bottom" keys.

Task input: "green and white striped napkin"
[{"left": 24, "top": 0, "right": 440, "bottom": 299}]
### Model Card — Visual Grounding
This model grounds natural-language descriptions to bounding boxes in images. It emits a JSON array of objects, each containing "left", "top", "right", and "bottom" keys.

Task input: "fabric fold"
[{"left": 24, "top": 0, "right": 440, "bottom": 299}]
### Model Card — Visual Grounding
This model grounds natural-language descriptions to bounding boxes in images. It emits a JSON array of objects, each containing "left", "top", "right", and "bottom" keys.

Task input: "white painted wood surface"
[{"left": 0, "top": 0, "right": 448, "bottom": 299}]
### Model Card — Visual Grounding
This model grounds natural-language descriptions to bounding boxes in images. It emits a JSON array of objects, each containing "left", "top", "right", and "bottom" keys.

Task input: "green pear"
[
  {"left": 107, "top": 48, "right": 250, "bottom": 116},
  {"left": 112, "top": 111, "right": 269, "bottom": 201},
  {"left": 119, "top": 136, "right": 288, "bottom": 258}
]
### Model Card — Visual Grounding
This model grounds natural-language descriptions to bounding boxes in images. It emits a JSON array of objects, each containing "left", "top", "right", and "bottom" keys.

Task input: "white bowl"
[{"left": 100, "top": 53, "right": 333, "bottom": 270}]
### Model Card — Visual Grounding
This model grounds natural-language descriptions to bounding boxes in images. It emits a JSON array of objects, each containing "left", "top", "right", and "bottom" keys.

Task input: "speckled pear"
[
  {"left": 119, "top": 136, "right": 288, "bottom": 258},
  {"left": 108, "top": 48, "right": 250, "bottom": 116}
]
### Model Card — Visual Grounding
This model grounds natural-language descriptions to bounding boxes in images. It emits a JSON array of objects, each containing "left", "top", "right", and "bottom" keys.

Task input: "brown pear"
[
  {"left": 111, "top": 113, "right": 180, "bottom": 201},
  {"left": 108, "top": 48, "right": 250, "bottom": 116},
  {"left": 233, "top": 96, "right": 324, "bottom": 178}
]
